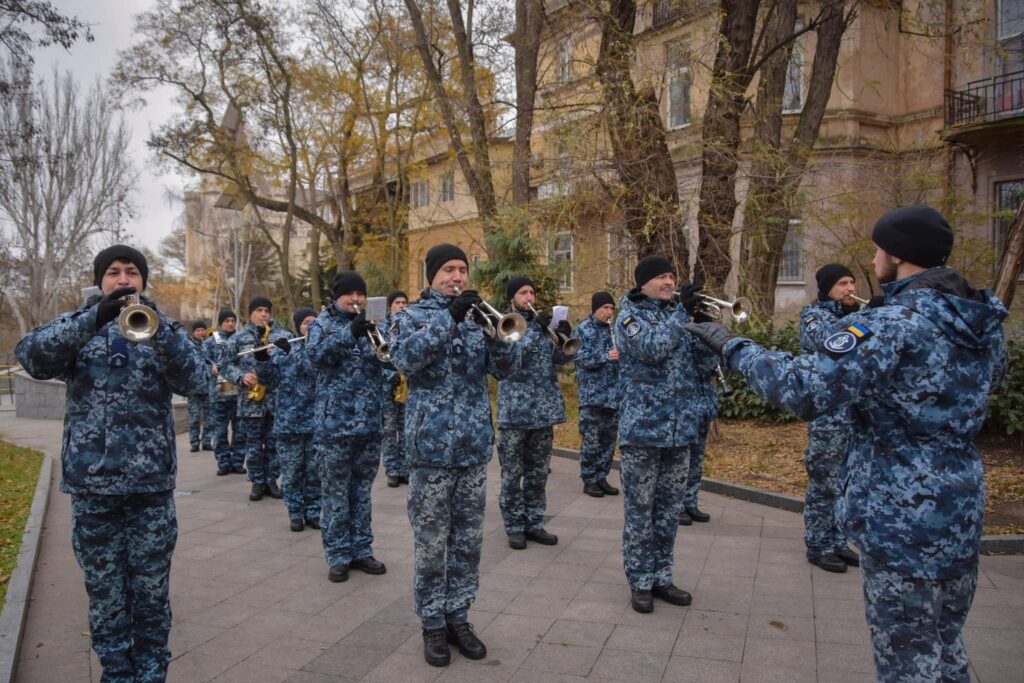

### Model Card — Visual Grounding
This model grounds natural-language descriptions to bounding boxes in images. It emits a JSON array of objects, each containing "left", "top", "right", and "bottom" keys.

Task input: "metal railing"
[
  {"left": 652, "top": 0, "right": 684, "bottom": 29},
  {"left": 945, "top": 70, "right": 1024, "bottom": 127}
]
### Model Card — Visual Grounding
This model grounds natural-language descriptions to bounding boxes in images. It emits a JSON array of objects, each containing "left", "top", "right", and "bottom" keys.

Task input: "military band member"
[
  {"left": 678, "top": 363, "right": 717, "bottom": 525},
  {"left": 686, "top": 206, "right": 1007, "bottom": 683},
  {"left": 796, "top": 263, "right": 863, "bottom": 572},
  {"left": 306, "top": 272, "right": 387, "bottom": 582},
  {"left": 497, "top": 276, "right": 571, "bottom": 549},
  {"left": 16, "top": 245, "right": 207, "bottom": 683},
  {"left": 390, "top": 244, "right": 521, "bottom": 667},
  {"left": 187, "top": 320, "right": 212, "bottom": 452},
  {"left": 573, "top": 291, "right": 620, "bottom": 498},
  {"left": 382, "top": 289, "right": 409, "bottom": 487},
  {"left": 222, "top": 297, "right": 290, "bottom": 501},
  {"left": 616, "top": 255, "right": 719, "bottom": 614},
  {"left": 204, "top": 310, "right": 242, "bottom": 475}
]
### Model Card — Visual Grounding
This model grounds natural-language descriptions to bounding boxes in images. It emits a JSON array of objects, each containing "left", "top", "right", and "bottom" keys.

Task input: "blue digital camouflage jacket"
[
  {"left": 203, "top": 330, "right": 234, "bottom": 401},
  {"left": 222, "top": 321, "right": 291, "bottom": 417},
  {"left": 187, "top": 336, "right": 210, "bottom": 397},
  {"left": 259, "top": 337, "right": 316, "bottom": 436},
  {"left": 723, "top": 268, "right": 1008, "bottom": 580},
  {"left": 573, "top": 314, "right": 620, "bottom": 410},
  {"left": 389, "top": 288, "right": 522, "bottom": 468},
  {"left": 16, "top": 299, "right": 208, "bottom": 495},
  {"left": 799, "top": 299, "right": 855, "bottom": 433},
  {"left": 497, "top": 311, "right": 571, "bottom": 429},
  {"left": 616, "top": 290, "right": 720, "bottom": 447},
  {"left": 306, "top": 302, "right": 384, "bottom": 441}
]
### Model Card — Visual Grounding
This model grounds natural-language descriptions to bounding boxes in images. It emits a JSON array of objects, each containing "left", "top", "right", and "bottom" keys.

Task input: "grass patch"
[{"left": 0, "top": 440, "right": 44, "bottom": 609}]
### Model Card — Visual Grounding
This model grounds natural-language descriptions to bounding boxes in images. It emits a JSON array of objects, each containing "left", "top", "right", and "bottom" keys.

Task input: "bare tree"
[
  {"left": 0, "top": 60, "right": 136, "bottom": 334},
  {"left": 0, "top": 0, "right": 93, "bottom": 94},
  {"left": 993, "top": 201, "right": 1024, "bottom": 308}
]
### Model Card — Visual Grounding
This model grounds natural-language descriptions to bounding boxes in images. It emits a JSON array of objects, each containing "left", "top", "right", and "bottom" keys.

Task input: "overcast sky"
[{"left": 34, "top": 0, "right": 188, "bottom": 252}]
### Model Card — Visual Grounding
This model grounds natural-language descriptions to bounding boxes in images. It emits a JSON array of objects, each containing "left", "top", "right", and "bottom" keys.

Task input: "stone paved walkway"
[{"left": 2, "top": 412, "right": 1021, "bottom": 683}]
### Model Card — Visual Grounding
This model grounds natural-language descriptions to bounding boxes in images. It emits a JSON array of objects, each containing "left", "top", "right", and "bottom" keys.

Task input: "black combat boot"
[
  {"left": 290, "top": 519, "right": 304, "bottom": 532},
  {"left": 631, "top": 589, "right": 653, "bottom": 613},
  {"left": 525, "top": 528, "right": 558, "bottom": 545},
  {"left": 446, "top": 622, "right": 486, "bottom": 659},
  {"left": 265, "top": 481, "right": 283, "bottom": 499},
  {"left": 422, "top": 628, "right": 451, "bottom": 667},
  {"left": 686, "top": 507, "right": 710, "bottom": 523},
  {"left": 809, "top": 554, "right": 847, "bottom": 573},
  {"left": 597, "top": 479, "right": 619, "bottom": 495},
  {"left": 652, "top": 584, "right": 692, "bottom": 606},
  {"left": 249, "top": 483, "right": 264, "bottom": 501},
  {"left": 583, "top": 482, "right": 605, "bottom": 498}
]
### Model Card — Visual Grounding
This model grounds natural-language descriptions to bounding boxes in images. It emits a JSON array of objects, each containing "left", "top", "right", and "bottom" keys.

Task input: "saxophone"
[
  {"left": 393, "top": 372, "right": 408, "bottom": 405},
  {"left": 247, "top": 324, "right": 271, "bottom": 401}
]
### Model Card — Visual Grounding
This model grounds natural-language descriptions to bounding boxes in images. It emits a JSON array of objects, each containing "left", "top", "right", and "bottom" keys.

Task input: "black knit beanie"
[
  {"left": 93, "top": 245, "right": 149, "bottom": 290},
  {"left": 332, "top": 271, "right": 367, "bottom": 299},
  {"left": 248, "top": 296, "right": 272, "bottom": 314},
  {"left": 634, "top": 255, "right": 674, "bottom": 288},
  {"left": 591, "top": 291, "right": 615, "bottom": 313},
  {"left": 425, "top": 243, "right": 468, "bottom": 285},
  {"left": 815, "top": 264, "right": 855, "bottom": 300},
  {"left": 292, "top": 307, "right": 317, "bottom": 332},
  {"left": 191, "top": 320, "right": 209, "bottom": 332},
  {"left": 505, "top": 276, "right": 535, "bottom": 303},
  {"left": 218, "top": 309, "right": 236, "bottom": 325},
  {"left": 872, "top": 205, "right": 954, "bottom": 268},
  {"left": 387, "top": 290, "right": 408, "bottom": 309}
]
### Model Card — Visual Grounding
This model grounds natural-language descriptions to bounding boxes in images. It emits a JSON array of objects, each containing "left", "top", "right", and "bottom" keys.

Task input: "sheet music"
[{"left": 551, "top": 305, "right": 569, "bottom": 330}]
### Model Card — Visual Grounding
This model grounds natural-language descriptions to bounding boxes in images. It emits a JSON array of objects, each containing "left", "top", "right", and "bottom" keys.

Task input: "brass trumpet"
[
  {"left": 118, "top": 294, "right": 159, "bottom": 342},
  {"left": 695, "top": 294, "right": 752, "bottom": 324},
  {"left": 851, "top": 295, "right": 870, "bottom": 305},
  {"left": 453, "top": 287, "right": 527, "bottom": 343},
  {"left": 527, "top": 304, "right": 580, "bottom": 357},
  {"left": 352, "top": 303, "right": 391, "bottom": 362}
]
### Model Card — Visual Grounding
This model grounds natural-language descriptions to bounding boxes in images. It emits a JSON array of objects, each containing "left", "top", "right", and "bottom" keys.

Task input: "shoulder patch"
[
  {"left": 823, "top": 323, "right": 873, "bottom": 356},
  {"left": 620, "top": 315, "right": 641, "bottom": 338}
]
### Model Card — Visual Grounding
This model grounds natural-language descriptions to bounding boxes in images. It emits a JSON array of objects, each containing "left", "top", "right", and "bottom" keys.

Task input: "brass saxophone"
[{"left": 247, "top": 324, "right": 271, "bottom": 401}]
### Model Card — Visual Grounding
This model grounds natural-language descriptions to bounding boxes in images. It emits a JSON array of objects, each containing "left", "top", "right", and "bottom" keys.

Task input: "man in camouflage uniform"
[
  {"left": 796, "top": 263, "right": 863, "bottom": 572},
  {"left": 678, "top": 362, "right": 717, "bottom": 525},
  {"left": 381, "top": 290, "right": 409, "bottom": 487},
  {"left": 204, "top": 310, "right": 242, "bottom": 475},
  {"left": 616, "top": 255, "right": 719, "bottom": 614},
  {"left": 306, "top": 272, "right": 386, "bottom": 582},
  {"left": 186, "top": 320, "right": 212, "bottom": 452},
  {"left": 222, "top": 297, "right": 291, "bottom": 501},
  {"left": 17, "top": 245, "right": 208, "bottom": 683},
  {"left": 686, "top": 206, "right": 1008, "bottom": 683},
  {"left": 497, "top": 276, "right": 572, "bottom": 549},
  {"left": 573, "top": 291, "right": 620, "bottom": 498},
  {"left": 390, "top": 244, "right": 521, "bottom": 667},
  {"left": 258, "top": 307, "right": 321, "bottom": 532}
]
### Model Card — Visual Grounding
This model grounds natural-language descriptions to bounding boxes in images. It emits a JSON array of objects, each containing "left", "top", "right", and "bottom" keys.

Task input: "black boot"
[
  {"left": 216, "top": 466, "right": 229, "bottom": 476},
  {"left": 265, "top": 481, "right": 283, "bottom": 499},
  {"left": 422, "top": 628, "right": 451, "bottom": 667},
  {"left": 328, "top": 564, "right": 349, "bottom": 582},
  {"left": 597, "top": 479, "right": 619, "bottom": 495},
  {"left": 525, "top": 528, "right": 558, "bottom": 545},
  {"left": 508, "top": 533, "right": 526, "bottom": 550},
  {"left": 350, "top": 556, "right": 387, "bottom": 575},
  {"left": 631, "top": 589, "right": 653, "bottom": 613},
  {"left": 835, "top": 547, "right": 860, "bottom": 567},
  {"left": 249, "top": 483, "right": 264, "bottom": 501},
  {"left": 686, "top": 507, "right": 710, "bottom": 523},
  {"left": 446, "top": 622, "right": 486, "bottom": 659},
  {"left": 290, "top": 519, "right": 304, "bottom": 532},
  {"left": 232, "top": 465, "right": 247, "bottom": 474},
  {"left": 678, "top": 510, "right": 693, "bottom": 526},
  {"left": 386, "top": 475, "right": 400, "bottom": 488},
  {"left": 305, "top": 517, "right": 321, "bottom": 530},
  {"left": 809, "top": 554, "right": 848, "bottom": 573},
  {"left": 583, "top": 482, "right": 605, "bottom": 498},
  {"left": 652, "top": 584, "right": 692, "bottom": 606}
]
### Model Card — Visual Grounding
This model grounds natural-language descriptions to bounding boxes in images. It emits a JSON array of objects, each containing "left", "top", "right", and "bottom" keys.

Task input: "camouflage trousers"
[
  {"left": 497, "top": 426, "right": 553, "bottom": 536},
  {"left": 70, "top": 491, "right": 177, "bottom": 683},
  {"left": 207, "top": 398, "right": 240, "bottom": 469},
  {"left": 803, "top": 421, "right": 851, "bottom": 559},
  {"left": 578, "top": 406, "right": 618, "bottom": 485},
  {"left": 620, "top": 445, "right": 689, "bottom": 591},
  {"left": 278, "top": 433, "right": 323, "bottom": 523},
  {"left": 682, "top": 422, "right": 710, "bottom": 510},
  {"left": 381, "top": 399, "right": 408, "bottom": 478},
  {"left": 235, "top": 413, "right": 280, "bottom": 484},
  {"left": 187, "top": 396, "right": 211, "bottom": 449},
  {"left": 318, "top": 436, "right": 380, "bottom": 567},
  {"left": 861, "top": 555, "right": 977, "bottom": 683},
  {"left": 408, "top": 463, "right": 487, "bottom": 629}
]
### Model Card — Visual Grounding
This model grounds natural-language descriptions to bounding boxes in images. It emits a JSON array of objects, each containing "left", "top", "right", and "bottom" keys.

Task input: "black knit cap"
[
  {"left": 332, "top": 271, "right": 367, "bottom": 299},
  {"left": 93, "top": 245, "right": 149, "bottom": 290},
  {"left": 872, "top": 205, "right": 954, "bottom": 268},
  {"left": 218, "top": 309, "right": 236, "bottom": 325},
  {"left": 505, "top": 276, "right": 535, "bottom": 303},
  {"left": 634, "top": 255, "right": 674, "bottom": 288},
  {"left": 425, "top": 243, "right": 468, "bottom": 285},
  {"left": 387, "top": 290, "right": 408, "bottom": 309},
  {"left": 815, "top": 264, "right": 855, "bottom": 300},
  {"left": 292, "top": 307, "right": 317, "bottom": 332},
  {"left": 191, "top": 320, "right": 209, "bottom": 332},
  {"left": 248, "top": 296, "right": 272, "bottom": 314},
  {"left": 591, "top": 291, "right": 615, "bottom": 313}
]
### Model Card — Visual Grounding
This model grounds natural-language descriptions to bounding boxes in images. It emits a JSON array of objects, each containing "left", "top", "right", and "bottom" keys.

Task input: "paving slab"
[{"left": 1, "top": 411, "right": 1020, "bottom": 682}]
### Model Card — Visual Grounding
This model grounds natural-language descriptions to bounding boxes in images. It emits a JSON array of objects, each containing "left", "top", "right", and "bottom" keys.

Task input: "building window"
[
  {"left": 778, "top": 219, "right": 803, "bottom": 282},
  {"left": 997, "top": 0, "right": 1024, "bottom": 75},
  {"left": 608, "top": 229, "right": 637, "bottom": 289},
  {"left": 410, "top": 181, "right": 430, "bottom": 208},
  {"left": 995, "top": 179, "right": 1024, "bottom": 254},
  {"left": 440, "top": 172, "right": 455, "bottom": 203},
  {"left": 550, "top": 232, "right": 574, "bottom": 290},
  {"left": 666, "top": 41, "right": 692, "bottom": 129},
  {"left": 998, "top": 0, "right": 1024, "bottom": 41},
  {"left": 783, "top": 19, "right": 805, "bottom": 113},
  {"left": 558, "top": 37, "right": 573, "bottom": 83}
]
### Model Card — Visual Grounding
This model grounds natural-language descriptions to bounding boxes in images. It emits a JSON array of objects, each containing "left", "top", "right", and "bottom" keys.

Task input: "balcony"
[
  {"left": 651, "top": 0, "right": 684, "bottom": 30},
  {"left": 943, "top": 70, "right": 1024, "bottom": 144}
]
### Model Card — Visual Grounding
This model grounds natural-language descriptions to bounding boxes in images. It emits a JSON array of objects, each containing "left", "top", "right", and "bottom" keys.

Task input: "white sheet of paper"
[
  {"left": 365, "top": 296, "right": 387, "bottom": 322},
  {"left": 551, "top": 305, "right": 569, "bottom": 330}
]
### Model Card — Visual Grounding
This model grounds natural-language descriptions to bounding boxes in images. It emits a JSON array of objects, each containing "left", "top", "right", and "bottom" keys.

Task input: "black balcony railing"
[
  {"left": 945, "top": 70, "right": 1024, "bottom": 127},
  {"left": 652, "top": 0, "right": 683, "bottom": 29}
]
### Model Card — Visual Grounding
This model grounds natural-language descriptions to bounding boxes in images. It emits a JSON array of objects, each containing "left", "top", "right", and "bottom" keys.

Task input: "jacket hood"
[{"left": 884, "top": 267, "right": 1008, "bottom": 350}]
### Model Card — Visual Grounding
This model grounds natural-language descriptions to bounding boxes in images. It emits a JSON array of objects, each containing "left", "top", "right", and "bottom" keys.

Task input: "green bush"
[
  {"left": 987, "top": 323, "right": 1024, "bottom": 440},
  {"left": 716, "top": 320, "right": 802, "bottom": 423}
]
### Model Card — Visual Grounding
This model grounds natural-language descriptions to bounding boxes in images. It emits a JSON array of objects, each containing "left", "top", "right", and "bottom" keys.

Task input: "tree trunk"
[
  {"left": 511, "top": 0, "right": 544, "bottom": 206},
  {"left": 993, "top": 200, "right": 1024, "bottom": 308}
]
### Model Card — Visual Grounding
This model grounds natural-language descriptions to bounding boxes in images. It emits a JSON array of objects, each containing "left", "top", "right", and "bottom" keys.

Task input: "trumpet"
[
  {"left": 236, "top": 335, "right": 307, "bottom": 356},
  {"left": 851, "top": 295, "right": 870, "bottom": 306},
  {"left": 453, "top": 287, "right": 527, "bottom": 343},
  {"left": 527, "top": 304, "right": 580, "bottom": 357},
  {"left": 118, "top": 294, "right": 160, "bottom": 342},
  {"left": 695, "top": 293, "right": 752, "bottom": 324},
  {"left": 352, "top": 303, "right": 391, "bottom": 362}
]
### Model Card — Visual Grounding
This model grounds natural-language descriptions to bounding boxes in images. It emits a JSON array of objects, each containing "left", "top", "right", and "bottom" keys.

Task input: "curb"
[
  {"left": 0, "top": 453, "right": 53, "bottom": 683},
  {"left": 551, "top": 447, "right": 1023, "bottom": 555}
]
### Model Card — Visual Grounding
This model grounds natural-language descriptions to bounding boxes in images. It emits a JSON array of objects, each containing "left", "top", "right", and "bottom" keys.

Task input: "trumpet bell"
[
  {"left": 118, "top": 299, "right": 159, "bottom": 342},
  {"left": 496, "top": 313, "right": 527, "bottom": 343},
  {"left": 730, "top": 297, "right": 752, "bottom": 324},
  {"left": 560, "top": 336, "right": 581, "bottom": 357}
]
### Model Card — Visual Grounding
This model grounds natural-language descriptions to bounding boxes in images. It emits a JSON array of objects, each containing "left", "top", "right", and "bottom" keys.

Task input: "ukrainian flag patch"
[{"left": 823, "top": 323, "right": 873, "bottom": 356}]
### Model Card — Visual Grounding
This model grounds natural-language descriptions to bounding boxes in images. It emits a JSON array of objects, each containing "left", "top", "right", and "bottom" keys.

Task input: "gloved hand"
[
  {"left": 535, "top": 309, "right": 553, "bottom": 330},
  {"left": 95, "top": 287, "right": 137, "bottom": 329},
  {"left": 449, "top": 289, "right": 480, "bottom": 324},
  {"left": 256, "top": 325, "right": 269, "bottom": 339},
  {"left": 254, "top": 348, "right": 270, "bottom": 362},
  {"left": 675, "top": 283, "right": 702, "bottom": 316},
  {"left": 273, "top": 337, "right": 291, "bottom": 353},
  {"left": 867, "top": 295, "right": 886, "bottom": 308},
  {"left": 684, "top": 322, "right": 735, "bottom": 356},
  {"left": 556, "top": 320, "right": 572, "bottom": 337},
  {"left": 350, "top": 310, "right": 373, "bottom": 338}
]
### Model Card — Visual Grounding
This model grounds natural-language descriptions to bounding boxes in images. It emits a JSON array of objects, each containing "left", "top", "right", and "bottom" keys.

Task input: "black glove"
[
  {"left": 273, "top": 337, "right": 291, "bottom": 353},
  {"left": 684, "top": 322, "right": 735, "bottom": 356},
  {"left": 350, "top": 311, "right": 373, "bottom": 339},
  {"left": 867, "top": 295, "right": 886, "bottom": 309},
  {"left": 556, "top": 320, "right": 572, "bottom": 337},
  {"left": 840, "top": 303, "right": 860, "bottom": 316},
  {"left": 676, "top": 283, "right": 702, "bottom": 316},
  {"left": 535, "top": 309, "right": 553, "bottom": 330},
  {"left": 254, "top": 348, "right": 270, "bottom": 362},
  {"left": 449, "top": 289, "right": 480, "bottom": 324},
  {"left": 95, "top": 287, "right": 137, "bottom": 329},
  {"left": 256, "top": 325, "right": 269, "bottom": 339}
]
